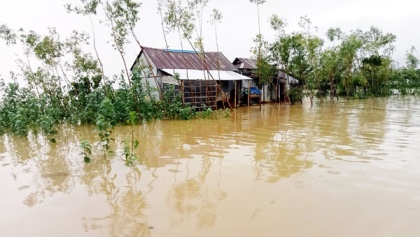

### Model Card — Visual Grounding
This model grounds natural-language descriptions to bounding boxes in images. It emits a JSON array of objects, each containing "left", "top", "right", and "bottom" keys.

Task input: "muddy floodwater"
[{"left": 1, "top": 96, "right": 420, "bottom": 237}]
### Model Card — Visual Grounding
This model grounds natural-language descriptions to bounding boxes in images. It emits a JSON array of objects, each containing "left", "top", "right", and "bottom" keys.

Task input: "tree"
[
  {"left": 188, "top": 0, "right": 209, "bottom": 52},
  {"left": 359, "top": 27, "right": 396, "bottom": 96},
  {"left": 210, "top": 9, "right": 223, "bottom": 75},
  {"left": 320, "top": 48, "right": 340, "bottom": 102},
  {"left": 361, "top": 26, "right": 396, "bottom": 57},
  {"left": 249, "top": 0, "right": 267, "bottom": 35},
  {"left": 67, "top": 0, "right": 143, "bottom": 86},
  {"left": 299, "top": 16, "right": 324, "bottom": 104},
  {"left": 339, "top": 33, "right": 363, "bottom": 100},
  {"left": 269, "top": 14, "right": 289, "bottom": 104},
  {"left": 0, "top": 24, "right": 17, "bottom": 45},
  {"left": 361, "top": 55, "right": 390, "bottom": 96},
  {"left": 405, "top": 46, "right": 419, "bottom": 70},
  {"left": 251, "top": 34, "right": 275, "bottom": 88},
  {"left": 249, "top": 0, "right": 267, "bottom": 103},
  {"left": 65, "top": 0, "right": 105, "bottom": 85}
]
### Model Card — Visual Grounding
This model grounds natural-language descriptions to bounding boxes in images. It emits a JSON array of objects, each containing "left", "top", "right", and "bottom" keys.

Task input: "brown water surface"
[{"left": 1, "top": 97, "right": 420, "bottom": 237}]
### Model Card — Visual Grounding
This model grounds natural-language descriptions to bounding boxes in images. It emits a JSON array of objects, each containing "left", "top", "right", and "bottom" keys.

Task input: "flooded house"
[
  {"left": 130, "top": 47, "right": 252, "bottom": 108},
  {"left": 233, "top": 57, "right": 299, "bottom": 103}
]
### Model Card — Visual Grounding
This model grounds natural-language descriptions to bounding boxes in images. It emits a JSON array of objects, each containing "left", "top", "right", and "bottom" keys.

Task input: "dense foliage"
[
  {"left": 254, "top": 16, "right": 420, "bottom": 103},
  {"left": 0, "top": 68, "right": 199, "bottom": 138}
]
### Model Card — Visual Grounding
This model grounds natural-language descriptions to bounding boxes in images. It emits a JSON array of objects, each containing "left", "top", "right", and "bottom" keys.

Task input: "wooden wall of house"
[{"left": 182, "top": 80, "right": 217, "bottom": 109}]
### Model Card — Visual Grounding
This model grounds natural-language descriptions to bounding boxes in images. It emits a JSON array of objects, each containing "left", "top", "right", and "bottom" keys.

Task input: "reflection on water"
[
  {"left": 1, "top": 96, "right": 420, "bottom": 236},
  {"left": 81, "top": 167, "right": 151, "bottom": 237}
]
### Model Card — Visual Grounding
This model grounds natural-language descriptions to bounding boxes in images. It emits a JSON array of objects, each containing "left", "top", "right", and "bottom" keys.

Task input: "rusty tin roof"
[
  {"left": 232, "top": 58, "right": 257, "bottom": 70},
  {"left": 133, "top": 46, "right": 237, "bottom": 71}
]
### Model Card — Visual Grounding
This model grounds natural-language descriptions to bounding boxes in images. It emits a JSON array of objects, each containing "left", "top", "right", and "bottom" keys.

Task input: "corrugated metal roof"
[
  {"left": 160, "top": 69, "right": 252, "bottom": 81},
  {"left": 233, "top": 58, "right": 257, "bottom": 70},
  {"left": 232, "top": 58, "right": 300, "bottom": 84},
  {"left": 140, "top": 47, "right": 237, "bottom": 71},
  {"left": 278, "top": 71, "right": 299, "bottom": 84}
]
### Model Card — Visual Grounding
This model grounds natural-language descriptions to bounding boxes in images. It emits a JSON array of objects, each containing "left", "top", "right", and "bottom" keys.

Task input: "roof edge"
[{"left": 142, "top": 46, "right": 221, "bottom": 54}]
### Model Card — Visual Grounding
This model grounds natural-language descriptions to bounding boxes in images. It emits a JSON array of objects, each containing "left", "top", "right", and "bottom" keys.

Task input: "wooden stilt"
[
  {"left": 234, "top": 81, "right": 237, "bottom": 108},
  {"left": 248, "top": 80, "right": 251, "bottom": 107}
]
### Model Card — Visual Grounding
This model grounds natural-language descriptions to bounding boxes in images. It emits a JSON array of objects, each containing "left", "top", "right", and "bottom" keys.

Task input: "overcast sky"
[{"left": 1, "top": 0, "right": 420, "bottom": 81}]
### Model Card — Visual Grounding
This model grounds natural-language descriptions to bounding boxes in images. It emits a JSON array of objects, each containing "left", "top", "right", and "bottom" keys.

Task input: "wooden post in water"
[
  {"left": 248, "top": 80, "right": 251, "bottom": 107},
  {"left": 233, "top": 81, "right": 238, "bottom": 108},
  {"left": 181, "top": 81, "right": 185, "bottom": 104}
]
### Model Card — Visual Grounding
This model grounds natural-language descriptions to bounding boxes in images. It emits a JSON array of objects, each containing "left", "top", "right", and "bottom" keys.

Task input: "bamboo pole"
[
  {"left": 248, "top": 80, "right": 251, "bottom": 107},
  {"left": 234, "top": 81, "right": 237, "bottom": 108}
]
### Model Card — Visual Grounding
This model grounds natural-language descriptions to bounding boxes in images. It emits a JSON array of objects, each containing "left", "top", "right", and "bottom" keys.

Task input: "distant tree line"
[{"left": 252, "top": 13, "right": 420, "bottom": 103}]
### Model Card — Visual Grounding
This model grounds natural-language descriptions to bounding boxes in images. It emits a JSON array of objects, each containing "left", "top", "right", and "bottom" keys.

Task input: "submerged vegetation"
[{"left": 0, "top": 0, "right": 419, "bottom": 164}]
